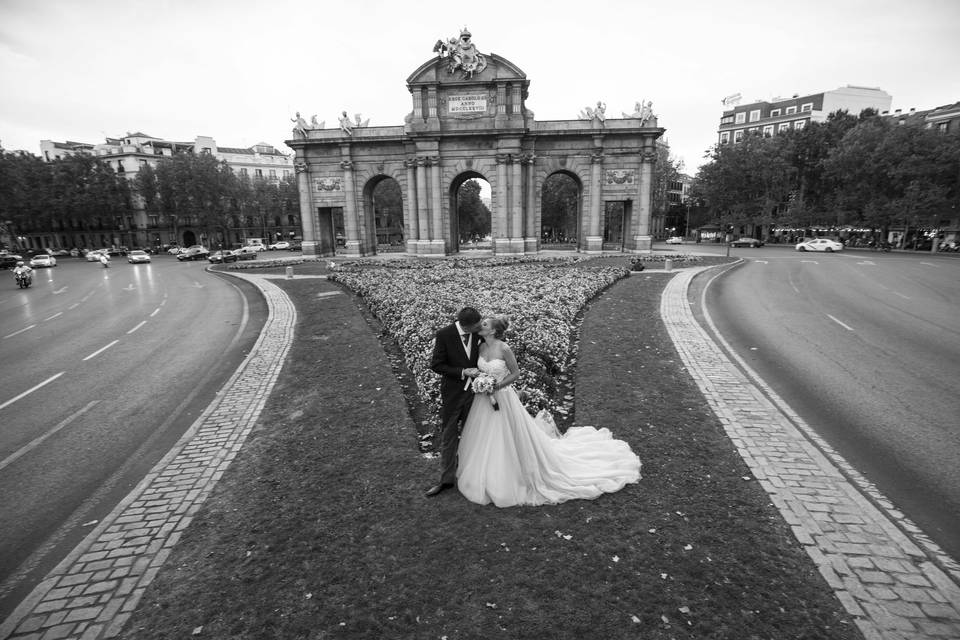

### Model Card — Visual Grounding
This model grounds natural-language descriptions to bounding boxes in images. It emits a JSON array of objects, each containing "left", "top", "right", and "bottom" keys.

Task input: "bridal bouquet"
[{"left": 471, "top": 374, "right": 500, "bottom": 411}]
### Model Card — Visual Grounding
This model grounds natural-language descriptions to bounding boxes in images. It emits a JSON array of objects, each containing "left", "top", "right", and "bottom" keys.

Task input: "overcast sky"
[{"left": 2, "top": 0, "right": 958, "bottom": 173}]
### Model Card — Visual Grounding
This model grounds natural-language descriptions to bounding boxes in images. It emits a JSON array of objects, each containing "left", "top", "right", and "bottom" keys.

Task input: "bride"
[{"left": 457, "top": 315, "right": 641, "bottom": 507}]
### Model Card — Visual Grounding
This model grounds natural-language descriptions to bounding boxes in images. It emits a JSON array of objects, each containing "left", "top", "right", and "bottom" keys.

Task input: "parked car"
[
  {"left": 234, "top": 246, "right": 260, "bottom": 260},
  {"left": 288, "top": 241, "right": 302, "bottom": 251},
  {"left": 268, "top": 241, "right": 291, "bottom": 251},
  {"left": 167, "top": 246, "right": 185, "bottom": 255},
  {"left": 796, "top": 238, "right": 843, "bottom": 252},
  {"left": 106, "top": 247, "right": 128, "bottom": 256},
  {"left": 665, "top": 236, "right": 684, "bottom": 245},
  {"left": 176, "top": 246, "right": 210, "bottom": 261},
  {"left": 49, "top": 249, "right": 70, "bottom": 256},
  {"left": 30, "top": 253, "right": 57, "bottom": 268},
  {"left": 729, "top": 237, "right": 764, "bottom": 248},
  {"left": 208, "top": 250, "right": 239, "bottom": 264},
  {"left": 1, "top": 255, "right": 22, "bottom": 269},
  {"left": 127, "top": 250, "right": 152, "bottom": 264}
]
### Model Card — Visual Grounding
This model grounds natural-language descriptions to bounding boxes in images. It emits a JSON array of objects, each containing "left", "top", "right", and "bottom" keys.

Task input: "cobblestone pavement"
[
  {"left": 3, "top": 265, "right": 959, "bottom": 639},
  {"left": 662, "top": 266, "right": 960, "bottom": 640},
  {"left": 0, "top": 273, "right": 298, "bottom": 640}
]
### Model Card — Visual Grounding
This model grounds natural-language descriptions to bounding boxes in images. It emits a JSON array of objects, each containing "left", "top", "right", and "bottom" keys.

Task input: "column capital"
[
  {"left": 641, "top": 149, "right": 658, "bottom": 164},
  {"left": 404, "top": 158, "right": 417, "bottom": 169},
  {"left": 294, "top": 162, "right": 309, "bottom": 174},
  {"left": 590, "top": 151, "right": 605, "bottom": 164},
  {"left": 520, "top": 153, "right": 537, "bottom": 165},
  {"left": 496, "top": 153, "right": 513, "bottom": 165},
  {"left": 340, "top": 160, "right": 354, "bottom": 171}
]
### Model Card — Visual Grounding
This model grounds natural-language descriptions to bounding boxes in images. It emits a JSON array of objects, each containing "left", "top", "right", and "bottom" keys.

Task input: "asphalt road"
[
  {"left": 692, "top": 245, "right": 960, "bottom": 560},
  {"left": 0, "top": 255, "right": 266, "bottom": 618}
]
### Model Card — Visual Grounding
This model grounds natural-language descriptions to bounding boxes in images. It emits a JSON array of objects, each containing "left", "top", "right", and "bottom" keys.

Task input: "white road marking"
[
  {"left": 44, "top": 312, "right": 63, "bottom": 322},
  {"left": 3, "top": 324, "right": 36, "bottom": 339},
  {"left": 82, "top": 340, "right": 119, "bottom": 361},
  {"left": 68, "top": 303, "right": 80, "bottom": 310},
  {"left": 892, "top": 291, "right": 911, "bottom": 300},
  {"left": 0, "top": 372, "right": 65, "bottom": 411},
  {"left": 920, "top": 262, "right": 938, "bottom": 267},
  {"left": 827, "top": 314, "right": 855, "bottom": 331},
  {"left": 856, "top": 261, "right": 876, "bottom": 266},
  {"left": 752, "top": 260, "right": 768, "bottom": 264},
  {"left": 123, "top": 284, "right": 135, "bottom": 291},
  {"left": 801, "top": 260, "right": 819, "bottom": 264},
  {"left": 127, "top": 321, "right": 147, "bottom": 334},
  {"left": 53, "top": 287, "right": 68, "bottom": 294},
  {"left": 316, "top": 291, "right": 343, "bottom": 298},
  {"left": 0, "top": 400, "right": 99, "bottom": 470},
  {"left": 150, "top": 308, "right": 161, "bottom": 317}
]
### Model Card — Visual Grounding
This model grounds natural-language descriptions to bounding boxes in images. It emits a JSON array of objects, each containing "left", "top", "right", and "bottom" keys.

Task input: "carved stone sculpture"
[
  {"left": 433, "top": 27, "right": 487, "bottom": 79},
  {"left": 339, "top": 111, "right": 353, "bottom": 135},
  {"left": 291, "top": 111, "right": 309, "bottom": 138}
]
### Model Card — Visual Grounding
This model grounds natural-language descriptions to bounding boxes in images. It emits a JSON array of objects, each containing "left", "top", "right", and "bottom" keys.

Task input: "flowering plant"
[{"left": 471, "top": 374, "right": 500, "bottom": 411}]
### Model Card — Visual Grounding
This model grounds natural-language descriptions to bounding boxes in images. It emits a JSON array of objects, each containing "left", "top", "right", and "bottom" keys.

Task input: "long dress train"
[{"left": 457, "top": 357, "right": 641, "bottom": 507}]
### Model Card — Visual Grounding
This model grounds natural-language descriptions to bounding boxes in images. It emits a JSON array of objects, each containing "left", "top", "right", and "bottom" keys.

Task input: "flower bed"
[{"left": 330, "top": 264, "right": 629, "bottom": 420}]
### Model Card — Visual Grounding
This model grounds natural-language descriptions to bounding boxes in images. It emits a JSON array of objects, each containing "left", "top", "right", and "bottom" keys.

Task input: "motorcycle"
[{"left": 15, "top": 271, "right": 32, "bottom": 288}]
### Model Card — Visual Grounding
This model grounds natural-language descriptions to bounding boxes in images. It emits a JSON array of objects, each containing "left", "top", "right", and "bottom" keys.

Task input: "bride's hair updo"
[{"left": 489, "top": 314, "right": 509, "bottom": 339}]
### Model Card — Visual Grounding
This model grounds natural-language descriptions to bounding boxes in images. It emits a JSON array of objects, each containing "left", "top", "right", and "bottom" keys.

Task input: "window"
[
  {"left": 240, "top": 168, "right": 248, "bottom": 176},
  {"left": 735, "top": 112, "right": 746, "bottom": 124},
  {"left": 149, "top": 215, "right": 159, "bottom": 227},
  {"left": 749, "top": 109, "right": 760, "bottom": 122},
  {"left": 770, "top": 109, "right": 781, "bottom": 117},
  {"left": 720, "top": 115, "right": 734, "bottom": 124},
  {"left": 734, "top": 130, "right": 744, "bottom": 143},
  {"left": 937, "top": 122, "right": 949, "bottom": 134},
  {"left": 748, "top": 127, "right": 758, "bottom": 134},
  {"left": 719, "top": 131, "right": 730, "bottom": 144},
  {"left": 116, "top": 160, "right": 125, "bottom": 173},
  {"left": 255, "top": 169, "right": 263, "bottom": 177},
  {"left": 763, "top": 125, "right": 774, "bottom": 137},
  {"left": 794, "top": 120, "right": 806, "bottom": 130},
  {"left": 785, "top": 106, "right": 797, "bottom": 115},
  {"left": 801, "top": 103, "right": 813, "bottom": 112},
  {"left": 778, "top": 122, "right": 791, "bottom": 133},
  {"left": 269, "top": 170, "right": 277, "bottom": 178}
]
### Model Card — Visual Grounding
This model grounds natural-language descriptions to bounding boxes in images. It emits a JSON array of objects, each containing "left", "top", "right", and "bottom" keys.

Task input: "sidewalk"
[{"left": 2, "top": 266, "right": 958, "bottom": 639}]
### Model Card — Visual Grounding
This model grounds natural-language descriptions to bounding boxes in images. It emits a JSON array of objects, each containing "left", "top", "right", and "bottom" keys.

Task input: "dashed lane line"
[
  {"left": 826, "top": 314, "right": 855, "bottom": 331},
  {"left": 0, "top": 401, "right": 99, "bottom": 471},
  {"left": 81, "top": 340, "right": 119, "bottom": 361},
  {"left": 0, "top": 372, "right": 64, "bottom": 411}
]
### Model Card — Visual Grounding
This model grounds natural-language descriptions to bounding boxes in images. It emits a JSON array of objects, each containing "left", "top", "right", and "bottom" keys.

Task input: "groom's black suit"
[{"left": 430, "top": 322, "right": 481, "bottom": 486}]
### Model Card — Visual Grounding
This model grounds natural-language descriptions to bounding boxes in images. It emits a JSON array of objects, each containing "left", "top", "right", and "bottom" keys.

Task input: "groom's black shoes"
[{"left": 425, "top": 483, "right": 454, "bottom": 497}]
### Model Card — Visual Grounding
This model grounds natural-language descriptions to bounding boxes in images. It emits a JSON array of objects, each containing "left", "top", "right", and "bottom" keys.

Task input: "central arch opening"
[
  {"left": 541, "top": 172, "right": 581, "bottom": 251},
  {"left": 362, "top": 176, "right": 404, "bottom": 254},
  {"left": 450, "top": 173, "right": 492, "bottom": 252}
]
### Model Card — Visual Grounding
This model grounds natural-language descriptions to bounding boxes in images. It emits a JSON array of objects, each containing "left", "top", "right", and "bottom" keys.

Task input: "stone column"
[
  {"left": 523, "top": 154, "right": 538, "bottom": 253},
  {"left": 295, "top": 162, "right": 322, "bottom": 256},
  {"left": 404, "top": 158, "right": 419, "bottom": 253},
  {"left": 415, "top": 157, "right": 433, "bottom": 254},
  {"left": 507, "top": 157, "right": 523, "bottom": 254},
  {"left": 584, "top": 151, "right": 604, "bottom": 253},
  {"left": 633, "top": 144, "right": 656, "bottom": 253},
  {"left": 340, "top": 159, "right": 361, "bottom": 256},
  {"left": 429, "top": 156, "right": 445, "bottom": 254},
  {"left": 494, "top": 153, "right": 510, "bottom": 254}
]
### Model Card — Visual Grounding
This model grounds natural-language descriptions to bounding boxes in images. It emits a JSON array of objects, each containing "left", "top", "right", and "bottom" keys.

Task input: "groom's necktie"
[{"left": 462, "top": 334, "right": 470, "bottom": 346}]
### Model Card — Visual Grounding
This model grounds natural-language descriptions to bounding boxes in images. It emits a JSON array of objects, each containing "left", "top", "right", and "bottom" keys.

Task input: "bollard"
[
  {"left": 285, "top": 266, "right": 294, "bottom": 279},
  {"left": 664, "top": 258, "right": 673, "bottom": 272}
]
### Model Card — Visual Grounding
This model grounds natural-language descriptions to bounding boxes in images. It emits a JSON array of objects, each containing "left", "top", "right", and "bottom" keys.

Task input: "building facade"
[
  {"left": 717, "top": 85, "right": 893, "bottom": 145},
  {"left": 32, "top": 134, "right": 295, "bottom": 251}
]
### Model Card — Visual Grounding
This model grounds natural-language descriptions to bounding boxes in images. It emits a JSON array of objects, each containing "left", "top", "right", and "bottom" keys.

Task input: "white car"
[
  {"left": 30, "top": 253, "right": 57, "bottom": 268},
  {"left": 268, "top": 241, "right": 290, "bottom": 250},
  {"left": 796, "top": 238, "right": 843, "bottom": 252},
  {"left": 127, "top": 250, "right": 152, "bottom": 264},
  {"left": 665, "top": 236, "right": 684, "bottom": 245}
]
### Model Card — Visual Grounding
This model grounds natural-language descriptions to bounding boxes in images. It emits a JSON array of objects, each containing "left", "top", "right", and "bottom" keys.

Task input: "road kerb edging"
[
  {"left": 1, "top": 274, "right": 294, "bottom": 640},
  {"left": 661, "top": 266, "right": 960, "bottom": 638}
]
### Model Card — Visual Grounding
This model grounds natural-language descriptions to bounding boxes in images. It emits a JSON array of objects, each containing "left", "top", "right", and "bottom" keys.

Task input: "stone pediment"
[{"left": 407, "top": 53, "right": 527, "bottom": 89}]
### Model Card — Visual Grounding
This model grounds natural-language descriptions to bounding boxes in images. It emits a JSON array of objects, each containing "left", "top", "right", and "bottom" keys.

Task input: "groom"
[{"left": 425, "top": 306, "right": 483, "bottom": 497}]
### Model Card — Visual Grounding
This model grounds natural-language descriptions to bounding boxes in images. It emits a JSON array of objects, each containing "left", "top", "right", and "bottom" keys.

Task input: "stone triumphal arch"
[{"left": 287, "top": 28, "right": 664, "bottom": 257}]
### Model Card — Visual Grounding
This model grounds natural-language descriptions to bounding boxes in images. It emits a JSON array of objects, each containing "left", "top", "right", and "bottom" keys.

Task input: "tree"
[
  {"left": 456, "top": 179, "right": 490, "bottom": 242},
  {"left": 540, "top": 173, "right": 579, "bottom": 242}
]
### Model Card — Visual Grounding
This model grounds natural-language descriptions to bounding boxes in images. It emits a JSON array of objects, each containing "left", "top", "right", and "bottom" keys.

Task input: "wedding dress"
[{"left": 457, "top": 356, "right": 641, "bottom": 507}]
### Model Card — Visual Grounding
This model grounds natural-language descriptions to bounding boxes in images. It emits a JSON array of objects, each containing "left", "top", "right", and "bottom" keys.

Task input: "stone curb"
[
  {"left": 0, "top": 273, "right": 294, "bottom": 640},
  {"left": 661, "top": 266, "right": 960, "bottom": 639}
]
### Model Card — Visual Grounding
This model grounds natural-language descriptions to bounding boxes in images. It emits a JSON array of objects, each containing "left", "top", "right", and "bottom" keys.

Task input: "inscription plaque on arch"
[{"left": 448, "top": 93, "right": 488, "bottom": 114}]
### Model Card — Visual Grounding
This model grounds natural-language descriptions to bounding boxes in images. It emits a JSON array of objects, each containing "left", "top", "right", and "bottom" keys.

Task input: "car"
[
  {"left": 1, "top": 255, "right": 22, "bottom": 270},
  {"left": 106, "top": 247, "right": 128, "bottom": 257},
  {"left": 729, "top": 237, "right": 764, "bottom": 248},
  {"left": 167, "top": 246, "right": 185, "bottom": 255},
  {"left": 49, "top": 249, "right": 70, "bottom": 256},
  {"left": 268, "top": 241, "right": 290, "bottom": 251},
  {"left": 288, "top": 241, "right": 302, "bottom": 251},
  {"left": 127, "top": 250, "right": 152, "bottom": 264},
  {"left": 665, "top": 236, "right": 684, "bottom": 245},
  {"left": 207, "top": 249, "right": 239, "bottom": 264},
  {"left": 30, "top": 253, "right": 57, "bottom": 268},
  {"left": 176, "top": 246, "right": 210, "bottom": 261},
  {"left": 234, "top": 246, "right": 260, "bottom": 260},
  {"left": 85, "top": 249, "right": 107, "bottom": 261},
  {"left": 796, "top": 238, "right": 843, "bottom": 252}
]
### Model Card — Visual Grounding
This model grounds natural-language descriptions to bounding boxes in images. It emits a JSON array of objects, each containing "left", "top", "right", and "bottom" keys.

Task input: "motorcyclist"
[
  {"left": 13, "top": 261, "right": 33, "bottom": 284},
  {"left": 98, "top": 252, "right": 111, "bottom": 267}
]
